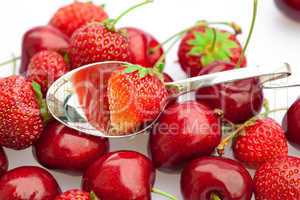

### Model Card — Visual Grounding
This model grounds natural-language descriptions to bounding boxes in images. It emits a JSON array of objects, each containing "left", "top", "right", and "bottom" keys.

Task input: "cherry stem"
[
  {"left": 111, "top": 0, "right": 153, "bottom": 28},
  {"left": 263, "top": 98, "right": 270, "bottom": 114},
  {"left": 210, "top": 193, "right": 222, "bottom": 200},
  {"left": 11, "top": 53, "right": 17, "bottom": 75},
  {"left": 0, "top": 56, "right": 20, "bottom": 67},
  {"left": 153, "top": 34, "right": 181, "bottom": 73},
  {"left": 150, "top": 20, "right": 241, "bottom": 54},
  {"left": 209, "top": 28, "right": 217, "bottom": 52},
  {"left": 152, "top": 188, "right": 177, "bottom": 200},
  {"left": 217, "top": 107, "right": 287, "bottom": 156},
  {"left": 236, "top": 0, "right": 258, "bottom": 67}
]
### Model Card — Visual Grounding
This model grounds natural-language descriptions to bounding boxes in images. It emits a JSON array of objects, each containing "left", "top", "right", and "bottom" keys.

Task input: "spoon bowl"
[{"left": 46, "top": 61, "right": 291, "bottom": 138}]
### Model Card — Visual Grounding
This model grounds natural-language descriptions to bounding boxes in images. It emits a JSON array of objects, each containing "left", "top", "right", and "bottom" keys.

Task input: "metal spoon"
[{"left": 46, "top": 61, "right": 291, "bottom": 138}]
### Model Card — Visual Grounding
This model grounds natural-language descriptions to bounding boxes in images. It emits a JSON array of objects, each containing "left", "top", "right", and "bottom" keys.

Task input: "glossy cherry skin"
[
  {"left": 163, "top": 73, "right": 173, "bottom": 82},
  {"left": 20, "top": 25, "right": 70, "bottom": 74},
  {"left": 82, "top": 151, "right": 155, "bottom": 200},
  {"left": 149, "top": 101, "right": 221, "bottom": 171},
  {"left": 0, "top": 147, "right": 8, "bottom": 176},
  {"left": 122, "top": 27, "right": 163, "bottom": 68},
  {"left": 0, "top": 166, "right": 61, "bottom": 200},
  {"left": 181, "top": 156, "right": 253, "bottom": 200},
  {"left": 196, "top": 62, "right": 263, "bottom": 124},
  {"left": 283, "top": 98, "right": 300, "bottom": 146},
  {"left": 33, "top": 120, "right": 109, "bottom": 172},
  {"left": 282, "top": 0, "right": 300, "bottom": 10}
]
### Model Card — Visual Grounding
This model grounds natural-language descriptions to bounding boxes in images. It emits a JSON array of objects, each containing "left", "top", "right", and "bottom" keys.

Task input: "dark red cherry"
[
  {"left": 163, "top": 73, "right": 174, "bottom": 82},
  {"left": 283, "top": 98, "right": 300, "bottom": 146},
  {"left": 0, "top": 166, "right": 61, "bottom": 200},
  {"left": 122, "top": 27, "right": 163, "bottom": 68},
  {"left": 20, "top": 25, "right": 69, "bottom": 74},
  {"left": 196, "top": 62, "right": 263, "bottom": 124},
  {"left": 181, "top": 156, "right": 253, "bottom": 200},
  {"left": 33, "top": 120, "right": 109, "bottom": 172},
  {"left": 281, "top": 0, "right": 300, "bottom": 10},
  {"left": 82, "top": 151, "right": 155, "bottom": 200},
  {"left": 149, "top": 100, "right": 221, "bottom": 171},
  {"left": 0, "top": 147, "right": 8, "bottom": 176}
]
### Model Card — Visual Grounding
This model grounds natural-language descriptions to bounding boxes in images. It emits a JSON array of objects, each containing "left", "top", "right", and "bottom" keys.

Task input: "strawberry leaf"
[
  {"left": 90, "top": 191, "right": 100, "bottom": 200},
  {"left": 32, "top": 81, "right": 51, "bottom": 123},
  {"left": 122, "top": 64, "right": 152, "bottom": 78},
  {"left": 157, "top": 63, "right": 165, "bottom": 73},
  {"left": 188, "top": 27, "right": 239, "bottom": 67},
  {"left": 63, "top": 53, "right": 70, "bottom": 65},
  {"left": 32, "top": 81, "right": 43, "bottom": 105}
]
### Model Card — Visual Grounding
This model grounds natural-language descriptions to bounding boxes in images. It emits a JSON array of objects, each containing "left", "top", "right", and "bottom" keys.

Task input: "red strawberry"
[
  {"left": 26, "top": 50, "right": 69, "bottom": 95},
  {"left": 107, "top": 64, "right": 168, "bottom": 135},
  {"left": 254, "top": 156, "right": 300, "bottom": 200},
  {"left": 178, "top": 25, "right": 246, "bottom": 77},
  {"left": 49, "top": 2, "right": 108, "bottom": 37},
  {"left": 55, "top": 189, "right": 99, "bottom": 200},
  {"left": 0, "top": 76, "right": 48, "bottom": 149},
  {"left": 233, "top": 118, "right": 288, "bottom": 168},
  {"left": 68, "top": 1, "right": 153, "bottom": 69},
  {"left": 68, "top": 22, "right": 131, "bottom": 69}
]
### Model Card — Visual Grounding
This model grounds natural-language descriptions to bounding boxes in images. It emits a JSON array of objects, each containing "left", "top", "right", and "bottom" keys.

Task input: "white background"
[{"left": 0, "top": 0, "right": 299, "bottom": 199}]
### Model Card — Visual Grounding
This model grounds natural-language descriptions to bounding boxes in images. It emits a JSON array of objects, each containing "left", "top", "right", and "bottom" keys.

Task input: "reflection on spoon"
[{"left": 46, "top": 61, "right": 291, "bottom": 138}]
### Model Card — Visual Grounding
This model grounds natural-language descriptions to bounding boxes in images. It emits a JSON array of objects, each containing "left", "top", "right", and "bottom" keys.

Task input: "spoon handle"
[{"left": 165, "top": 63, "right": 291, "bottom": 95}]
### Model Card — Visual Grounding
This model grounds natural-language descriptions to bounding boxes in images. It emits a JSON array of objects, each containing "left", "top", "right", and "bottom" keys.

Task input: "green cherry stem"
[
  {"left": 11, "top": 53, "right": 17, "bottom": 75},
  {"left": 152, "top": 188, "right": 178, "bottom": 200},
  {"left": 153, "top": 34, "right": 182, "bottom": 73},
  {"left": 210, "top": 193, "right": 222, "bottom": 200},
  {"left": 0, "top": 56, "right": 20, "bottom": 67},
  {"left": 217, "top": 107, "right": 287, "bottom": 156},
  {"left": 205, "top": 21, "right": 242, "bottom": 34},
  {"left": 110, "top": 0, "right": 153, "bottom": 28},
  {"left": 236, "top": 0, "right": 258, "bottom": 67}
]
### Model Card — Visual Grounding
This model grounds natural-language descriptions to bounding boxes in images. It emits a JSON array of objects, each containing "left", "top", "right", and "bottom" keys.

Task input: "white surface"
[{"left": 0, "top": 0, "right": 299, "bottom": 199}]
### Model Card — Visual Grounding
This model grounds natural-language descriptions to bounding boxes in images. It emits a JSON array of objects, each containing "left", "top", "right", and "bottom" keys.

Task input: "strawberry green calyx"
[
  {"left": 122, "top": 63, "right": 163, "bottom": 80},
  {"left": 188, "top": 27, "right": 239, "bottom": 66},
  {"left": 31, "top": 81, "right": 51, "bottom": 123},
  {"left": 90, "top": 191, "right": 100, "bottom": 200}
]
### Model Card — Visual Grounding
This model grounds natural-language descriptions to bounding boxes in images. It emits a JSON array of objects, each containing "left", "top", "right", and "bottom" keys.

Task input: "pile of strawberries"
[{"left": 0, "top": 0, "right": 299, "bottom": 200}]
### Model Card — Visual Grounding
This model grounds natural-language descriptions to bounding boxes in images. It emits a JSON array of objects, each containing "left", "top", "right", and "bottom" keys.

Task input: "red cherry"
[
  {"left": 163, "top": 73, "right": 173, "bottom": 83},
  {"left": 122, "top": 27, "right": 164, "bottom": 68},
  {"left": 149, "top": 101, "right": 221, "bottom": 171},
  {"left": 0, "top": 147, "right": 8, "bottom": 176},
  {"left": 0, "top": 166, "right": 61, "bottom": 200},
  {"left": 196, "top": 62, "right": 263, "bottom": 123},
  {"left": 283, "top": 98, "right": 300, "bottom": 146},
  {"left": 33, "top": 120, "right": 109, "bottom": 172},
  {"left": 181, "top": 156, "right": 253, "bottom": 200},
  {"left": 82, "top": 151, "right": 155, "bottom": 200},
  {"left": 20, "top": 25, "right": 70, "bottom": 74},
  {"left": 282, "top": 0, "right": 300, "bottom": 10}
]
